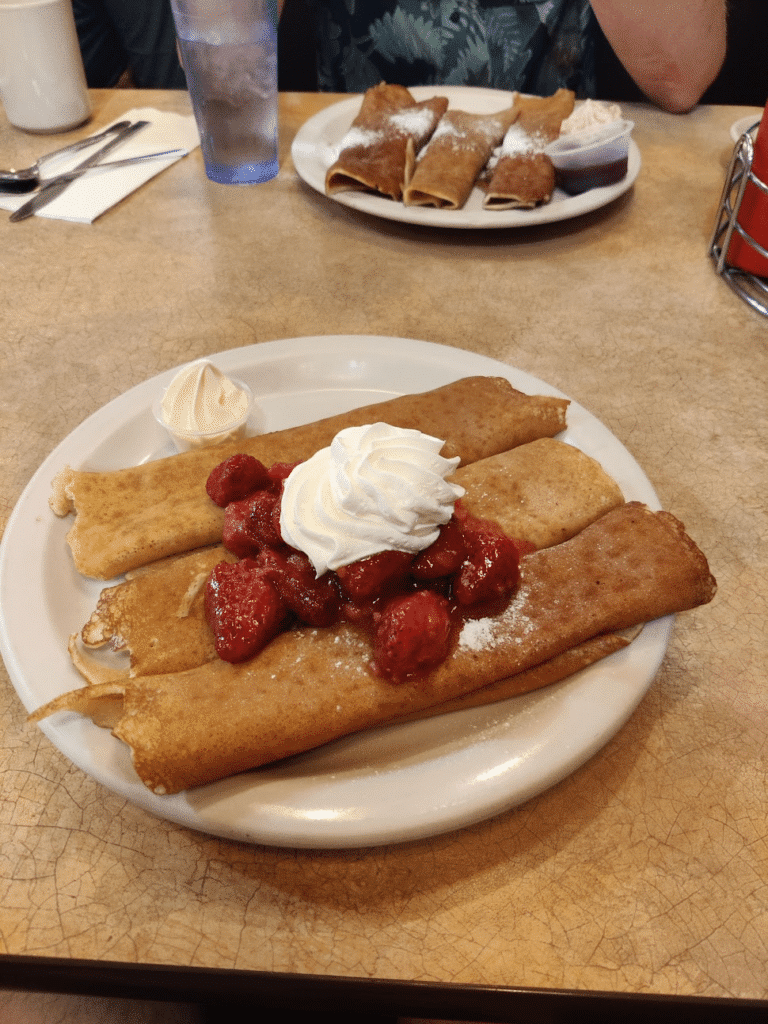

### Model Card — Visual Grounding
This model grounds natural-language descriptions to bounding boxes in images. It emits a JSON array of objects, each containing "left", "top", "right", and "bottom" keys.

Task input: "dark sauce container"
[{"left": 545, "top": 120, "right": 634, "bottom": 196}]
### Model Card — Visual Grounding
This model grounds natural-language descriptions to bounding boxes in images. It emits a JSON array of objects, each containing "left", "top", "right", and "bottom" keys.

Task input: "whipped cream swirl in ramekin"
[
  {"left": 161, "top": 359, "right": 250, "bottom": 436},
  {"left": 280, "top": 423, "right": 465, "bottom": 576},
  {"left": 560, "top": 99, "right": 623, "bottom": 135}
]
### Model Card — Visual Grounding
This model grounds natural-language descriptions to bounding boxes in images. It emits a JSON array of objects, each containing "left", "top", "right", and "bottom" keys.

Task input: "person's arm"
[{"left": 589, "top": 0, "right": 727, "bottom": 112}]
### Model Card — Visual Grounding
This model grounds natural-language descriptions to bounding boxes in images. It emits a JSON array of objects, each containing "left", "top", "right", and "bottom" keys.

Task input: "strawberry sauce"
[{"left": 204, "top": 452, "right": 528, "bottom": 681}]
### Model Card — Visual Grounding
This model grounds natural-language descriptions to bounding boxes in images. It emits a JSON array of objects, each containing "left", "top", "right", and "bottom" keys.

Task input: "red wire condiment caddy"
[{"left": 709, "top": 103, "right": 768, "bottom": 317}]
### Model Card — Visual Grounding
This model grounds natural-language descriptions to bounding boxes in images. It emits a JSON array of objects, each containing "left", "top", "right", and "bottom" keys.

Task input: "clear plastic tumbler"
[{"left": 169, "top": 0, "right": 278, "bottom": 184}]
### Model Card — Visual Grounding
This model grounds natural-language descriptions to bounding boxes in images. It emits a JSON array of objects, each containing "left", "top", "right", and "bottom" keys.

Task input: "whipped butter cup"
[
  {"left": 153, "top": 371, "right": 254, "bottom": 452},
  {"left": 545, "top": 120, "right": 634, "bottom": 196}
]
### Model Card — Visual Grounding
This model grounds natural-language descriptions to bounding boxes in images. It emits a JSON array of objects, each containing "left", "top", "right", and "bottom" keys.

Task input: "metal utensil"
[
  {"left": 10, "top": 120, "right": 150, "bottom": 222},
  {"left": 34, "top": 148, "right": 184, "bottom": 186},
  {"left": 0, "top": 120, "right": 132, "bottom": 192}
]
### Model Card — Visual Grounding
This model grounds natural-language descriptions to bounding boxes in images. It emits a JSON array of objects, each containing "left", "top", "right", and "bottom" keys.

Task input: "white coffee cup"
[{"left": 0, "top": 0, "right": 91, "bottom": 133}]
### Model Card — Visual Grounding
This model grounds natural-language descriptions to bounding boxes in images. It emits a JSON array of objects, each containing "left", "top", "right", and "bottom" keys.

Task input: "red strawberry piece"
[
  {"left": 453, "top": 514, "right": 521, "bottom": 606},
  {"left": 371, "top": 590, "right": 453, "bottom": 681},
  {"left": 206, "top": 454, "right": 270, "bottom": 507},
  {"left": 270, "top": 491, "right": 284, "bottom": 544},
  {"left": 340, "top": 595, "right": 382, "bottom": 624},
  {"left": 336, "top": 549, "right": 414, "bottom": 601},
  {"left": 204, "top": 559, "right": 288, "bottom": 662},
  {"left": 222, "top": 490, "right": 282, "bottom": 557},
  {"left": 267, "top": 461, "right": 301, "bottom": 492},
  {"left": 256, "top": 548, "right": 342, "bottom": 627},
  {"left": 411, "top": 516, "right": 467, "bottom": 580}
]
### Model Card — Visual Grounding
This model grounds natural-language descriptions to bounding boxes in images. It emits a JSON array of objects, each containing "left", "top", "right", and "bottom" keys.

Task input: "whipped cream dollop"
[
  {"left": 161, "top": 359, "right": 250, "bottom": 436},
  {"left": 280, "top": 423, "right": 466, "bottom": 576},
  {"left": 560, "top": 99, "right": 623, "bottom": 136}
]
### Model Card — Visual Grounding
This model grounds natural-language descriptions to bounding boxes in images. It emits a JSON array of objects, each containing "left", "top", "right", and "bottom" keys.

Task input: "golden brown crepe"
[
  {"left": 403, "top": 106, "right": 518, "bottom": 209},
  {"left": 483, "top": 152, "right": 557, "bottom": 210},
  {"left": 458, "top": 437, "right": 623, "bottom": 548},
  {"left": 49, "top": 376, "right": 569, "bottom": 580},
  {"left": 64, "top": 631, "right": 632, "bottom": 730},
  {"left": 70, "top": 438, "right": 625, "bottom": 682},
  {"left": 79, "top": 544, "right": 235, "bottom": 678},
  {"left": 32, "top": 503, "right": 716, "bottom": 794},
  {"left": 396, "top": 633, "right": 633, "bottom": 723},
  {"left": 325, "top": 83, "right": 449, "bottom": 201},
  {"left": 483, "top": 89, "right": 575, "bottom": 210}
]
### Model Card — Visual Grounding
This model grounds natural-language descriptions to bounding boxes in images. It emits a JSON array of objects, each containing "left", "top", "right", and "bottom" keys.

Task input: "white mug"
[{"left": 0, "top": 0, "right": 91, "bottom": 133}]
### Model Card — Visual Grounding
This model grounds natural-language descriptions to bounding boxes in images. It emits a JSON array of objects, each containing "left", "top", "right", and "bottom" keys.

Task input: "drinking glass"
[{"left": 169, "top": 0, "right": 279, "bottom": 184}]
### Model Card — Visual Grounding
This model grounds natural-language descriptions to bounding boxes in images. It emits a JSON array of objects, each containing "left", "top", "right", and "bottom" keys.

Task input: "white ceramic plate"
[
  {"left": 729, "top": 115, "right": 761, "bottom": 144},
  {"left": 0, "top": 336, "right": 671, "bottom": 848},
  {"left": 291, "top": 86, "right": 641, "bottom": 229}
]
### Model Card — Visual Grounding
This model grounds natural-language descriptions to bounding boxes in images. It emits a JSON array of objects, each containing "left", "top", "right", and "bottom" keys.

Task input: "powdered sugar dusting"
[
  {"left": 486, "top": 123, "right": 550, "bottom": 172},
  {"left": 425, "top": 120, "right": 463, "bottom": 147},
  {"left": 329, "top": 109, "right": 439, "bottom": 169},
  {"left": 459, "top": 586, "right": 536, "bottom": 651},
  {"left": 336, "top": 109, "right": 435, "bottom": 157},
  {"left": 419, "top": 114, "right": 502, "bottom": 160},
  {"left": 388, "top": 107, "right": 435, "bottom": 137},
  {"left": 500, "top": 124, "right": 536, "bottom": 157},
  {"left": 459, "top": 617, "right": 497, "bottom": 651},
  {"left": 338, "top": 126, "right": 382, "bottom": 150}
]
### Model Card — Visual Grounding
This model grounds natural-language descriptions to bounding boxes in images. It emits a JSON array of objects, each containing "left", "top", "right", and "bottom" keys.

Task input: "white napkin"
[{"left": 0, "top": 107, "right": 200, "bottom": 223}]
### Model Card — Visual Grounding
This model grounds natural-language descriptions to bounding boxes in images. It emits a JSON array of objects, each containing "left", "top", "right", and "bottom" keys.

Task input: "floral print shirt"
[{"left": 304, "top": 0, "right": 598, "bottom": 97}]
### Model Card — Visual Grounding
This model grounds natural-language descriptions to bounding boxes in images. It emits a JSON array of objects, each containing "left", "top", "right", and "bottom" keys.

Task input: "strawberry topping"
[
  {"left": 453, "top": 513, "right": 522, "bottom": 606},
  {"left": 204, "top": 560, "right": 288, "bottom": 663},
  {"left": 371, "top": 590, "right": 453, "bottom": 681},
  {"left": 256, "top": 547, "right": 342, "bottom": 627},
  {"left": 205, "top": 457, "right": 526, "bottom": 680},
  {"left": 206, "top": 454, "right": 270, "bottom": 507},
  {"left": 336, "top": 549, "right": 414, "bottom": 601},
  {"left": 222, "top": 490, "right": 282, "bottom": 558}
]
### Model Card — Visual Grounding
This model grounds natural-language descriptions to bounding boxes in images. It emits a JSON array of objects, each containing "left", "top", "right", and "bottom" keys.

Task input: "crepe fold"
[
  {"left": 71, "top": 438, "right": 625, "bottom": 680},
  {"left": 483, "top": 89, "right": 575, "bottom": 210},
  {"left": 32, "top": 503, "right": 716, "bottom": 794},
  {"left": 79, "top": 544, "right": 235, "bottom": 678},
  {"left": 49, "top": 376, "right": 569, "bottom": 580},
  {"left": 325, "top": 83, "right": 449, "bottom": 200},
  {"left": 403, "top": 105, "right": 518, "bottom": 209}
]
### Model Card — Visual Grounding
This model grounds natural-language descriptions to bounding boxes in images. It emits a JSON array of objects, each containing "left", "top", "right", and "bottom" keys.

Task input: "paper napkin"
[{"left": 0, "top": 107, "right": 200, "bottom": 223}]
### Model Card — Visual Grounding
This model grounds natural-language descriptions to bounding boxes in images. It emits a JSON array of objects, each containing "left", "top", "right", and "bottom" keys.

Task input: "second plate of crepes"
[{"left": 291, "top": 86, "right": 642, "bottom": 229}]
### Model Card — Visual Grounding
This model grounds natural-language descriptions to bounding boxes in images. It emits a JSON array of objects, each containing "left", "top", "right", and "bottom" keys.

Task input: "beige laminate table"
[{"left": 0, "top": 90, "right": 766, "bottom": 1016}]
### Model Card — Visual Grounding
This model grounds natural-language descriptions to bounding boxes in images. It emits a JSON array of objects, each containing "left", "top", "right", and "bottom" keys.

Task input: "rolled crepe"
[
  {"left": 32, "top": 503, "right": 716, "bottom": 794},
  {"left": 483, "top": 151, "right": 556, "bottom": 210},
  {"left": 79, "top": 544, "right": 235, "bottom": 678},
  {"left": 396, "top": 633, "right": 634, "bottom": 723},
  {"left": 325, "top": 83, "right": 448, "bottom": 201},
  {"left": 403, "top": 106, "right": 518, "bottom": 209},
  {"left": 49, "top": 377, "right": 569, "bottom": 580},
  {"left": 483, "top": 89, "right": 575, "bottom": 210},
  {"left": 72, "top": 438, "right": 625, "bottom": 680},
  {"left": 63, "top": 631, "right": 632, "bottom": 735}
]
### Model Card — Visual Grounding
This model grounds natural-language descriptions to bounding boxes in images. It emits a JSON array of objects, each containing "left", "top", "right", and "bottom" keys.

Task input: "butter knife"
[
  {"left": 35, "top": 149, "right": 184, "bottom": 186},
  {"left": 10, "top": 120, "right": 150, "bottom": 222}
]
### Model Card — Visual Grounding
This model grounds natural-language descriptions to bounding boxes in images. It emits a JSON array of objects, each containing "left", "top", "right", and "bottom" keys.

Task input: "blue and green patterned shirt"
[{"left": 304, "top": 0, "right": 598, "bottom": 97}]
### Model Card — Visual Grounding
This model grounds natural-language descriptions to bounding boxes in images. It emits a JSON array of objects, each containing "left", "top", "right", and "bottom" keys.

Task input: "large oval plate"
[
  {"left": 291, "top": 87, "right": 641, "bottom": 229},
  {"left": 0, "top": 336, "right": 670, "bottom": 848}
]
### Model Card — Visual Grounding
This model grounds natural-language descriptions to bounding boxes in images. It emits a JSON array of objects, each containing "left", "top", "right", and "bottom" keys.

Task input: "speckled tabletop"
[{"left": 0, "top": 91, "right": 766, "bottom": 1003}]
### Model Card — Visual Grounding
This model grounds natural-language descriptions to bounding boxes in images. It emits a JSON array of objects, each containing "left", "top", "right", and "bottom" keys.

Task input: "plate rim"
[
  {"left": 0, "top": 334, "right": 670, "bottom": 848},
  {"left": 291, "top": 87, "right": 641, "bottom": 229}
]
